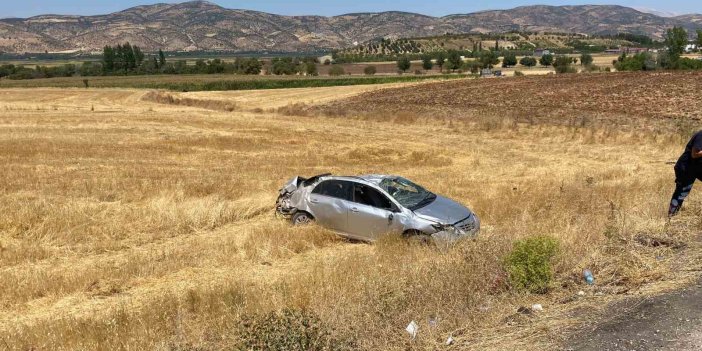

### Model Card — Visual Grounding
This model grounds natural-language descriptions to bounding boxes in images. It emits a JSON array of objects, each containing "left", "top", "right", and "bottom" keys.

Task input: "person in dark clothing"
[{"left": 669, "top": 130, "right": 702, "bottom": 217}]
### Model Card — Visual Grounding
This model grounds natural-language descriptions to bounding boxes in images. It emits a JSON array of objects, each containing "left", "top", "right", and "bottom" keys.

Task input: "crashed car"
[{"left": 276, "top": 174, "right": 480, "bottom": 243}]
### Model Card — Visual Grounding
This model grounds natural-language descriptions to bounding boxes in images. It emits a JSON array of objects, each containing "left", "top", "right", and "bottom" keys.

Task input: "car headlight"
[{"left": 431, "top": 224, "right": 465, "bottom": 235}]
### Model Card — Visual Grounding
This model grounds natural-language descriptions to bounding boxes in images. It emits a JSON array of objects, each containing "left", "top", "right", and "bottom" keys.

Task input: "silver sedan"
[{"left": 275, "top": 174, "right": 480, "bottom": 243}]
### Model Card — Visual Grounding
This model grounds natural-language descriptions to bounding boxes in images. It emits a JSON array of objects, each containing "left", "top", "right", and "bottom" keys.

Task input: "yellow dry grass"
[{"left": 0, "top": 80, "right": 700, "bottom": 350}]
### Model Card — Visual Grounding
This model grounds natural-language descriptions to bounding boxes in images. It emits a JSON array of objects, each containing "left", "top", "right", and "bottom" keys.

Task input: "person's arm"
[
  {"left": 691, "top": 133, "right": 702, "bottom": 159},
  {"left": 693, "top": 147, "right": 702, "bottom": 159}
]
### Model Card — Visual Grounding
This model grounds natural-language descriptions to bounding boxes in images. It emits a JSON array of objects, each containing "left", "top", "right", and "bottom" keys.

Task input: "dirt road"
[{"left": 567, "top": 277, "right": 702, "bottom": 351}]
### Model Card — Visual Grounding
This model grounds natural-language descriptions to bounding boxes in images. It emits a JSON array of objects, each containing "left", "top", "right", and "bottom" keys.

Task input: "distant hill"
[
  {"left": 0, "top": 1, "right": 699, "bottom": 54},
  {"left": 674, "top": 14, "right": 702, "bottom": 26}
]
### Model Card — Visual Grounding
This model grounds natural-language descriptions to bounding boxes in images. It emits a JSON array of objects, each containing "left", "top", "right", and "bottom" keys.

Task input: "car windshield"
[{"left": 379, "top": 177, "right": 436, "bottom": 210}]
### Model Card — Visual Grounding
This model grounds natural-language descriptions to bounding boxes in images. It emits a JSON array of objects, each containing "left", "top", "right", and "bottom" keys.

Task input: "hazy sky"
[{"left": 4, "top": 0, "right": 701, "bottom": 18}]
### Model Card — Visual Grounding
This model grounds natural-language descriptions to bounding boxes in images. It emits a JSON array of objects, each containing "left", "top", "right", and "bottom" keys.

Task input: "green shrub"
[
  {"left": 519, "top": 56, "right": 537, "bottom": 67},
  {"left": 363, "top": 65, "right": 377, "bottom": 75},
  {"left": 553, "top": 55, "right": 576, "bottom": 74},
  {"left": 505, "top": 236, "right": 559, "bottom": 293},
  {"left": 328, "top": 65, "right": 345, "bottom": 76},
  {"left": 513, "top": 70, "right": 524, "bottom": 77},
  {"left": 239, "top": 309, "right": 355, "bottom": 351}
]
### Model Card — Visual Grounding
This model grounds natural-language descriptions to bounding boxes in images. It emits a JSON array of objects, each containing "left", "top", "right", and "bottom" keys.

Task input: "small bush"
[
  {"left": 583, "top": 64, "right": 601, "bottom": 72},
  {"left": 328, "top": 66, "right": 345, "bottom": 76},
  {"left": 363, "top": 65, "right": 376, "bottom": 75},
  {"left": 239, "top": 309, "right": 355, "bottom": 351},
  {"left": 505, "top": 236, "right": 559, "bottom": 293},
  {"left": 513, "top": 70, "right": 524, "bottom": 77}
]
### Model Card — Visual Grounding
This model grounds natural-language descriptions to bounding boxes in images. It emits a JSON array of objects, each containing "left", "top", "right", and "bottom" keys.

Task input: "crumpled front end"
[
  {"left": 275, "top": 174, "right": 329, "bottom": 218},
  {"left": 430, "top": 213, "right": 481, "bottom": 246},
  {"left": 275, "top": 176, "right": 305, "bottom": 217}
]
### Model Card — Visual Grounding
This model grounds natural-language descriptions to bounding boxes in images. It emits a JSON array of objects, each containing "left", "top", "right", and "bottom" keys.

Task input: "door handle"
[
  {"left": 351, "top": 207, "right": 359, "bottom": 212},
  {"left": 310, "top": 198, "right": 319, "bottom": 203}
]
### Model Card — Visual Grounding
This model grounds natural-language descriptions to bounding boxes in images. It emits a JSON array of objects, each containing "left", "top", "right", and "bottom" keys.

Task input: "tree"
[
  {"left": 0, "top": 64, "right": 15, "bottom": 78},
  {"left": 446, "top": 50, "right": 463, "bottom": 71},
  {"left": 664, "top": 26, "right": 688, "bottom": 69},
  {"left": 615, "top": 52, "right": 657, "bottom": 71},
  {"left": 102, "top": 46, "right": 115, "bottom": 73},
  {"left": 158, "top": 49, "right": 166, "bottom": 68},
  {"left": 421, "top": 55, "right": 434, "bottom": 70},
  {"left": 502, "top": 52, "right": 517, "bottom": 67},
  {"left": 271, "top": 57, "right": 297, "bottom": 75},
  {"left": 519, "top": 56, "right": 537, "bottom": 68},
  {"left": 553, "top": 55, "right": 575, "bottom": 73},
  {"left": 133, "top": 46, "right": 144, "bottom": 67},
  {"left": 80, "top": 61, "right": 102, "bottom": 76},
  {"left": 580, "top": 53, "right": 593, "bottom": 66},
  {"left": 479, "top": 50, "right": 499, "bottom": 69},
  {"left": 539, "top": 54, "right": 554, "bottom": 66},
  {"left": 697, "top": 30, "right": 702, "bottom": 51},
  {"left": 363, "top": 65, "right": 377, "bottom": 75},
  {"left": 304, "top": 62, "right": 318, "bottom": 76},
  {"left": 435, "top": 52, "right": 446, "bottom": 72},
  {"left": 328, "top": 65, "right": 345, "bottom": 76},
  {"left": 463, "top": 60, "right": 482, "bottom": 74},
  {"left": 123, "top": 42, "right": 136, "bottom": 71},
  {"left": 173, "top": 60, "right": 188, "bottom": 74},
  {"left": 397, "top": 56, "right": 411, "bottom": 72},
  {"left": 114, "top": 44, "right": 125, "bottom": 72},
  {"left": 241, "top": 58, "right": 262, "bottom": 75}
]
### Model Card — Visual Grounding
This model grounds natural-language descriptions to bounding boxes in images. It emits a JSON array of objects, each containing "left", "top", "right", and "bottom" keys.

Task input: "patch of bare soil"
[
  {"left": 565, "top": 233, "right": 702, "bottom": 351},
  {"left": 566, "top": 278, "right": 702, "bottom": 351}
]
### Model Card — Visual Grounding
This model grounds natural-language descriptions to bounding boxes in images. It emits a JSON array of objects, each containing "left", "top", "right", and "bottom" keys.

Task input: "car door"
[
  {"left": 347, "top": 183, "right": 401, "bottom": 240},
  {"left": 308, "top": 180, "right": 353, "bottom": 233}
]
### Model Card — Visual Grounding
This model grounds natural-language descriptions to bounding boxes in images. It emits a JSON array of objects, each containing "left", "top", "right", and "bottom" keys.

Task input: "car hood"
[{"left": 413, "top": 195, "right": 472, "bottom": 224}]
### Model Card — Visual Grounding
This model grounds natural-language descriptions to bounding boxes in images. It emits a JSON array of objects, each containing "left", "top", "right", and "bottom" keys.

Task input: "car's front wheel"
[{"left": 291, "top": 211, "right": 314, "bottom": 226}]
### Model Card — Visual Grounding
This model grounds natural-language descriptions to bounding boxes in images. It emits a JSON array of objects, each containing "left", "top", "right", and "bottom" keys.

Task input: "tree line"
[
  {"left": 0, "top": 43, "right": 264, "bottom": 80},
  {"left": 615, "top": 27, "right": 702, "bottom": 71}
]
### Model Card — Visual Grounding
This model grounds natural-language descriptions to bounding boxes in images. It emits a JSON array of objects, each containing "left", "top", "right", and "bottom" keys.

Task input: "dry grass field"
[{"left": 1, "top": 72, "right": 702, "bottom": 350}]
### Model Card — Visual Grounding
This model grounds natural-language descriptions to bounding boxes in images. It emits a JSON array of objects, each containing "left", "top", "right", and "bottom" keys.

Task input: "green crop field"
[{"left": 0, "top": 73, "right": 471, "bottom": 91}]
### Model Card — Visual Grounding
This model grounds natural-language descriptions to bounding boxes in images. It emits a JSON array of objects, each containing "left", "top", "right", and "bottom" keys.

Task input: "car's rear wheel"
[{"left": 291, "top": 211, "right": 314, "bottom": 226}]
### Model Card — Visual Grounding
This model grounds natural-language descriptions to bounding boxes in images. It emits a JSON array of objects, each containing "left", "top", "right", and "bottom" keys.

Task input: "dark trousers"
[{"left": 670, "top": 164, "right": 701, "bottom": 216}]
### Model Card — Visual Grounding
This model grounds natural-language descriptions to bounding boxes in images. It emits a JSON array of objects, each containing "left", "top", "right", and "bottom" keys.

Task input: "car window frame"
[
  {"left": 351, "top": 182, "right": 399, "bottom": 212},
  {"left": 311, "top": 179, "right": 353, "bottom": 201}
]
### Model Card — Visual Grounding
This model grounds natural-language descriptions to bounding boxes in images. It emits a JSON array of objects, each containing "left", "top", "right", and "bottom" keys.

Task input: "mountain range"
[{"left": 0, "top": 1, "right": 700, "bottom": 54}]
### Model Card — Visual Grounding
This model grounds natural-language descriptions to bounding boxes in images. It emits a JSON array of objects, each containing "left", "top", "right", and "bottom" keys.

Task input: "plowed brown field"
[{"left": 321, "top": 72, "right": 702, "bottom": 128}]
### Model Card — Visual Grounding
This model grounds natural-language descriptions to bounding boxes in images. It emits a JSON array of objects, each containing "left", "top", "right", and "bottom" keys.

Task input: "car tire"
[{"left": 291, "top": 211, "right": 314, "bottom": 226}]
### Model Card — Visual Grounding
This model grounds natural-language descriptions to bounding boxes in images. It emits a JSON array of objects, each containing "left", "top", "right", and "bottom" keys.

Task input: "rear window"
[{"left": 312, "top": 180, "right": 352, "bottom": 201}]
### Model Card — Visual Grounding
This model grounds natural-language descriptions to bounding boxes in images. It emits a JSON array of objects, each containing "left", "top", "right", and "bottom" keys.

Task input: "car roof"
[
  {"left": 319, "top": 174, "right": 393, "bottom": 186},
  {"left": 357, "top": 174, "right": 391, "bottom": 185}
]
